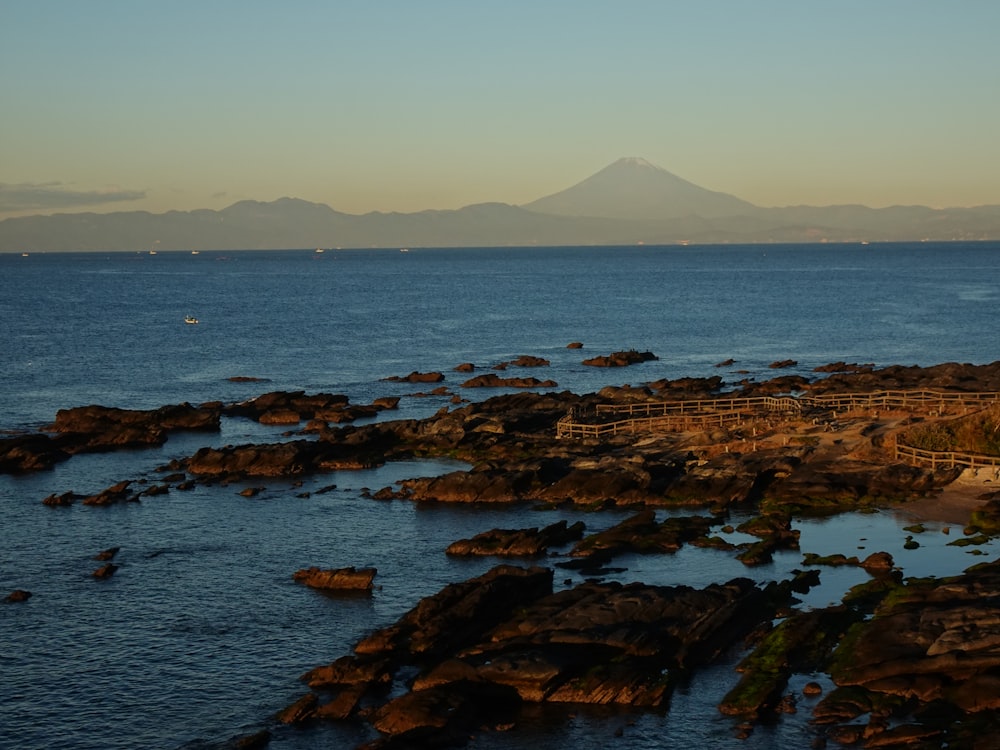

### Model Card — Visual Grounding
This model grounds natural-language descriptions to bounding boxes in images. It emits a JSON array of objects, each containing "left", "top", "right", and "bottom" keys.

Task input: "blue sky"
[{"left": 2, "top": 1, "right": 998, "bottom": 217}]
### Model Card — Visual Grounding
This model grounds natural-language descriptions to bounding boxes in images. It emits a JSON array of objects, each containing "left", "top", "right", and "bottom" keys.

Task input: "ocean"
[{"left": 2, "top": 242, "right": 999, "bottom": 749}]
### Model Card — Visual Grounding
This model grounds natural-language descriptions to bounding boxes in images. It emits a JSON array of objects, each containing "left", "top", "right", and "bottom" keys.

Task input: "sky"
[{"left": 2, "top": 1, "right": 999, "bottom": 219}]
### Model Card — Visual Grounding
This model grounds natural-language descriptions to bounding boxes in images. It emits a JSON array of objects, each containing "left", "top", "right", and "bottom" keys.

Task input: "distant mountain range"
[{"left": 3, "top": 158, "right": 999, "bottom": 251}]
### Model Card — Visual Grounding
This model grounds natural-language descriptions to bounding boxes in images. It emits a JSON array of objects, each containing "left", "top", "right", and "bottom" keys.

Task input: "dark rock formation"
[
  {"left": 815, "top": 557, "right": 1000, "bottom": 743},
  {"left": 94, "top": 547, "right": 120, "bottom": 561},
  {"left": 0, "top": 433, "right": 69, "bottom": 473},
  {"left": 804, "top": 361, "right": 1000, "bottom": 395},
  {"left": 581, "top": 350, "right": 658, "bottom": 367},
  {"left": 292, "top": 566, "right": 377, "bottom": 592},
  {"left": 446, "top": 520, "right": 585, "bottom": 557},
  {"left": 42, "top": 490, "right": 79, "bottom": 506},
  {"left": 569, "top": 510, "right": 716, "bottom": 559},
  {"left": 460, "top": 374, "right": 558, "bottom": 388},
  {"left": 223, "top": 390, "right": 350, "bottom": 423},
  {"left": 813, "top": 361, "right": 874, "bottom": 374},
  {"left": 92, "top": 563, "right": 118, "bottom": 578},
  {"left": 508, "top": 355, "right": 550, "bottom": 367},
  {"left": 5, "top": 589, "right": 32, "bottom": 603},
  {"left": 48, "top": 402, "right": 221, "bottom": 454},
  {"left": 829, "top": 558, "right": 1000, "bottom": 709},
  {"left": 720, "top": 606, "right": 861, "bottom": 721},
  {"left": 285, "top": 564, "right": 811, "bottom": 747},
  {"left": 382, "top": 372, "right": 445, "bottom": 383},
  {"left": 82, "top": 480, "right": 138, "bottom": 506}
]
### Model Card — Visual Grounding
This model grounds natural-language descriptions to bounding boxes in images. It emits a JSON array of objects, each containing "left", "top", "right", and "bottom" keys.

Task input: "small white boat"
[
  {"left": 191, "top": 250, "right": 200, "bottom": 255},
  {"left": 184, "top": 316, "right": 199, "bottom": 324}
]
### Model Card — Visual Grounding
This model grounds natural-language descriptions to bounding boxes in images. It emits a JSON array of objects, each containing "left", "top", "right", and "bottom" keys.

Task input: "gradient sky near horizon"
[{"left": 2, "top": 1, "right": 999, "bottom": 218}]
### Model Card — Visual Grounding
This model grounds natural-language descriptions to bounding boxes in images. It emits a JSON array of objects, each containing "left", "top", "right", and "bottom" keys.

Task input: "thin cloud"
[{"left": 0, "top": 182, "right": 146, "bottom": 212}]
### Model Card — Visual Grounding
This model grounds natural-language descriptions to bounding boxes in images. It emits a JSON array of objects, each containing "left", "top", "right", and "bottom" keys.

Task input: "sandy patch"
[{"left": 890, "top": 468, "right": 1000, "bottom": 524}]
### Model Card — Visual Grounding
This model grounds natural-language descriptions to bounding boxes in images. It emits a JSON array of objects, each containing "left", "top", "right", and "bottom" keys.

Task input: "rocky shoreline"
[{"left": 5, "top": 360, "right": 1000, "bottom": 748}]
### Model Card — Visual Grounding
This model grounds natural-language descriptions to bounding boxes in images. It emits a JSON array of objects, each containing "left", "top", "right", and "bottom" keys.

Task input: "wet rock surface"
[
  {"left": 283, "top": 564, "right": 811, "bottom": 746},
  {"left": 446, "top": 519, "right": 585, "bottom": 557},
  {"left": 796, "top": 557, "right": 1000, "bottom": 746},
  {"left": 10, "top": 360, "right": 1000, "bottom": 746},
  {"left": 581, "top": 349, "right": 658, "bottom": 367},
  {"left": 292, "top": 566, "right": 377, "bottom": 592}
]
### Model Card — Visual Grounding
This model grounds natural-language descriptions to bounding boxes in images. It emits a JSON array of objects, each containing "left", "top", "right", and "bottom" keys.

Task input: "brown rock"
[
  {"left": 275, "top": 693, "right": 317, "bottom": 724},
  {"left": 509, "top": 355, "right": 550, "bottom": 367},
  {"left": 42, "top": 491, "right": 79, "bottom": 506},
  {"left": 92, "top": 563, "right": 118, "bottom": 579},
  {"left": 83, "top": 480, "right": 137, "bottom": 506},
  {"left": 258, "top": 409, "right": 301, "bottom": 425},
  {"left": 302, "top": 654, "right": 394, "bottom": 689},
  {"left": 292, "top": 566, "right": 376, "bottom": 592},
  {"left": 460, "top": 374, "right": 558, "bottom": 388},
  {"left": 384, "top": 371, "right": 445, "bottom": 383},
  {"left": 570, "top": 510, "right": 714, "bottom": 559},
  {"left": 582, "top": 350, "right": 658, "bottom": 367},
  {"left": 802, "top": 681, "right": 823, "bottom": 696},
  {"left": 313, "top": 684, "right": 368, "bottom": 720},
  {"left": 829, "top": 558, "right": 1000, "bottom": 712},
  {"left": 5, "top": 589, "right": 32, "bottom": 603},
  {"left": 354, "top": 565, "right": 554, "bottom": 658},
  {"left": 47, "top": 402, "right": 221, "bottom": 455},
  {"left": 446, "top": 520, "right": 585, "bottom": 557},
  {"left": 0, "top": 433, "right": 69, "bottom": 473},
  {"left": 860, "top": 551, "right": 895, "bottom": 574},
  {"left": 224, "top": 391, "right": 349, "bottom": 422}
]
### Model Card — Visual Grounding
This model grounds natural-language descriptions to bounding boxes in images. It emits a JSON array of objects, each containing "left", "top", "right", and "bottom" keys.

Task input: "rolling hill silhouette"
[{"left": 2, "top": 159, "right": 998, "bottom": 250}]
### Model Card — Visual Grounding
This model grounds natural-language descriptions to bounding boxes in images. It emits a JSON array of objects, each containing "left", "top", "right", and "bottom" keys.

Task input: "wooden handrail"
[
  {"left": 558, "top": 389, "right": 1000, "bottom": 440},
  {"left": 894, "top": 441, "right": 1000, "bottom": 471}
]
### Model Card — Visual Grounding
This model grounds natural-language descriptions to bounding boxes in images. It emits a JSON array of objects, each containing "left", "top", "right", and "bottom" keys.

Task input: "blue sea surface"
[{"left": 2, "top": 243, "right": 999, "bottom": 749}]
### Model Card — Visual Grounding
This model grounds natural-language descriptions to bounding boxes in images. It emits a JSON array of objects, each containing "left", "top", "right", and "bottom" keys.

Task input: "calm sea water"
[{"left": 2, "top": 243, "right": 999, "bottom": 749}]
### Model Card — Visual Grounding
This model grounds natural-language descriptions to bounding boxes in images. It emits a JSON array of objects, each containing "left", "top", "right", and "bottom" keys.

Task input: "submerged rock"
[{"left": 92, "top": 563, "right": 118, "bottom": 579}]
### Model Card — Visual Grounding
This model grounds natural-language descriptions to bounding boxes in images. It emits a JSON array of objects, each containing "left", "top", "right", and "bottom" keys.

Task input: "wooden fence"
[
  {"left": 894, "top": 442, "right": 1000, "bottom": 471},
  {"left": 801, "top": 390, "right": 1000, "bottom": 412},
  {"left": 557, "top": 389, "right": 1000, "bottom": 441},
  {"left": 594, "top": 396, "right": 801, "bottom": 417},
  {"left": 556, "top": 410, "right": 747, "bottom": 439}
]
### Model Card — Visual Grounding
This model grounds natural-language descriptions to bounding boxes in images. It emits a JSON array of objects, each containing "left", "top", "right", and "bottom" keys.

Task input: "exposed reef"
[{"left": 7, "top": 360, "right": 1000, "bottom": 747}]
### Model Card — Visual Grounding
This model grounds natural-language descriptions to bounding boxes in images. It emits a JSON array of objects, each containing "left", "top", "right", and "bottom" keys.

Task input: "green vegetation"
[
  {"left": 802, "top": 552, "right": 860, "bottom": 566},
  {"left": 901, "top": 405, "right": 1000, "bottom": 454},
  {"left": 947, "top": 533, "right": 991, "bottom": 547},
  {"left": 720, "top": 607, "right": 860, "bottom": 719}
]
